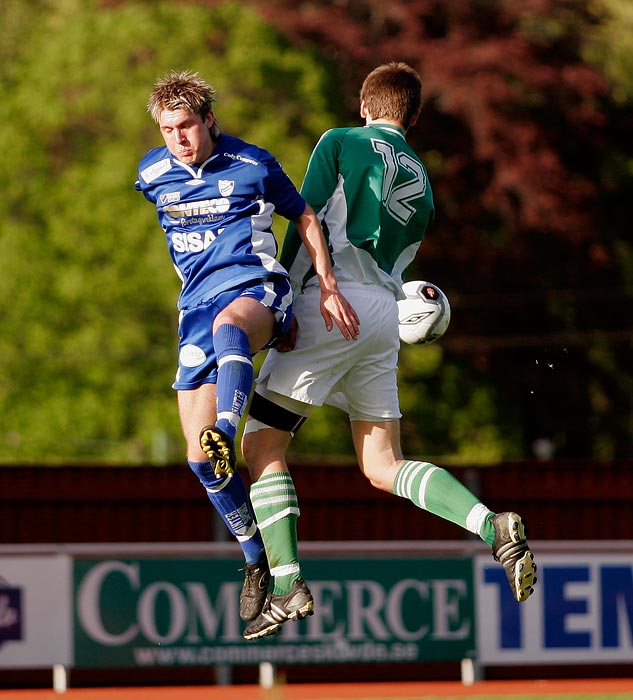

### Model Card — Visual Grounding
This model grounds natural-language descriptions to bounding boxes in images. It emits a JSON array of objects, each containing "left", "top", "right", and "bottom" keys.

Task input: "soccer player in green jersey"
[{"left": 240, "top": 62, "right": 537, "bottom": 639}]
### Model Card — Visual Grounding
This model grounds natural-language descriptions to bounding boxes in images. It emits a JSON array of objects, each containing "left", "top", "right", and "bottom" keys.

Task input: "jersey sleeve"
[
  {"left": 299, "top": 129, "right": 343, "bottom": 215},
  {"left": 135, "top": 147, "right": 168, "bottom": 204},
  {"left": 134, "top": 176, "right": 155, "bottom": 203},
  {"left": 261, "top": 149, "right": 306, "bottom": 221},
  {"left": 279, "top": 129, "right": 343, "bottom": 276}
]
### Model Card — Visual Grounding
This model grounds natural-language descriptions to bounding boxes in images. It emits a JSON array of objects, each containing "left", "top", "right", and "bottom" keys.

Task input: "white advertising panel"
[
  {"left": 0, "top": 555, "right": 72, "bottom": 667},
  {"left": 476, "top": 552, "right": 633, "bottom": 664}
]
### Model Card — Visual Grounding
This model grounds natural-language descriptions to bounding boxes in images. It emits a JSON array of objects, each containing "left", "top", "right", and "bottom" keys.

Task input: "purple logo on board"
[{"left": 0, "top": 577, "right": 22, "bottom": 646}]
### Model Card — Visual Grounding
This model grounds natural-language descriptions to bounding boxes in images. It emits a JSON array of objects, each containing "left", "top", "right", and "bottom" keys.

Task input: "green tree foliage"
[
  {"left": 248, "top": 0, "right": 633, "bottom": 460},
  {"left": 586, "top": 0, "right": 633, "bottom": 103},
  {"left": 0, "top": 0, "right": 337, "bottom": 463},
  {"left": 1, "top": 0, "right": 632, "bottom": 465}
]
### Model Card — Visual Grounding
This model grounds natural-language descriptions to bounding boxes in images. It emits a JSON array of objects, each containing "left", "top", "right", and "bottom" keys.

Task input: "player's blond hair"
[
  {"left": 147, "top": 70, "right": 221, "bottom": 139},
  {"left": 360, "top": 62, "right": 423, "bottom": 130}
]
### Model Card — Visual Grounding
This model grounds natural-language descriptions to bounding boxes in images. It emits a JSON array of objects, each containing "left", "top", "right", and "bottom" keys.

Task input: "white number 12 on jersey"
[{"left": 371, "top": 139, "right": 427, "bottom": 225}]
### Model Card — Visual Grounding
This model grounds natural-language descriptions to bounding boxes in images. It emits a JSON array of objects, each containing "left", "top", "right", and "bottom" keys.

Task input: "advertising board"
[
  {"left": 476, "top": 553, "right": 633, "bottom": 664},
  {"left": 74, "top": 557, "right": 474, "bottom": 668},
  {"left": 0, "top": 555, "right": 72, "bottom": 668}
]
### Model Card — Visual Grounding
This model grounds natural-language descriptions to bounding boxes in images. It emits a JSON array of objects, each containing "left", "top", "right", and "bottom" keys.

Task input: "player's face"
[{"left": 158, "top": 108, "right": 215, "bottom": 164}]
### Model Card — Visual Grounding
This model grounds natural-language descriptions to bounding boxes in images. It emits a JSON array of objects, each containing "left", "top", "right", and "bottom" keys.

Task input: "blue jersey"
[{"left": 135, "top": 133, "right": 305, "bottom": 309}]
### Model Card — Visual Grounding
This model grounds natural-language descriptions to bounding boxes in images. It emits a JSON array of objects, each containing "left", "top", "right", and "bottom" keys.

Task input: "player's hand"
[
  {"left": 274, "top": 316, "right": 298, "bottom": 352},
  {"left": 320, "top": 289, "right": 360, "bottom": 340}
]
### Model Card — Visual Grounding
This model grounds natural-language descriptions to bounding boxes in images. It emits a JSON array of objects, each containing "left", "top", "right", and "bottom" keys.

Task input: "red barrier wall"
[
  {"left": 2, "top": 460, "right": 632, "bottom": 688},
  {"left": 1, "top": 459, "right": 631, "bottom": 544}
]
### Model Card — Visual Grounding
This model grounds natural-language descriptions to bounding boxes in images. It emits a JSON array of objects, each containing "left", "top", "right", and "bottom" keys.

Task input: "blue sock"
[
  {"left": 189, "top": 459, "right": 265, "bottom": 564},
  {"left": 214, "top": 324, "right": 253, "bottom": 441}
]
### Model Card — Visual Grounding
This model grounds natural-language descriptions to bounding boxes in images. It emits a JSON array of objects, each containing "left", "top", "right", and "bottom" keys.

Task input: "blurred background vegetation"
[{"left": 0, "top": 0, "right": 631, "bottom": 465}]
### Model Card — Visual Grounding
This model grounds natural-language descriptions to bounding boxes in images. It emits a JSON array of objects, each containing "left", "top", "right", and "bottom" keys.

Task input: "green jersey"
[{"left": 281, "top": 123, "right": 434, "bottom": 299}]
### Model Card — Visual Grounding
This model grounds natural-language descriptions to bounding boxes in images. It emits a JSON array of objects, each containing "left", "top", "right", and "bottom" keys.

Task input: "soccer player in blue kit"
[{"left": 135, "top": 70, "right": 359, "bottom": 622}]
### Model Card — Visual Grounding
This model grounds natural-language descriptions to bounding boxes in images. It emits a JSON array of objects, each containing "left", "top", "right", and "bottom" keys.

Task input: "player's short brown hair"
[
  {"left": 147, "top": 70, "right": 220, "bottom": 138},
  {"left": 360, "top": 62, "right": 423, "bottom": 129}
]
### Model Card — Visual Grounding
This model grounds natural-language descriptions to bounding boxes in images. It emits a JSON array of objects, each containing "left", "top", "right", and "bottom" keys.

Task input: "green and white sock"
[
  {"left": 393, "top": 460, "right": 496, "bottom": 546},
  {"left": 250, "top": 471, "right": 301, "bottom": 595}
]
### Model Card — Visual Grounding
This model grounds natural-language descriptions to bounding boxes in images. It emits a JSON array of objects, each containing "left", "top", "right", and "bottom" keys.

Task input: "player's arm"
[
  {"left": 260, "top": 139, "right": 358, "bottom": 340},
  {"left": 292, "top": 203, "right": 359, "bottom": 340},
  {"left": 299, "top": 129, "right": 342, "bottom": 212}
]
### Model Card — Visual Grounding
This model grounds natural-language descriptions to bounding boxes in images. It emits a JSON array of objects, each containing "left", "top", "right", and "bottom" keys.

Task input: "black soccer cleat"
[
  {"left": 491, "top": 512, "right": 537, "bottom": 602},
  {"left": 240, "top": 556, "right": 271, "bottom": 622},
  {"left": 199, "top": 425, "right": 236, "bottom": 478},
  {"left": 243, "top": 578, "right": 314, "bottom": 640}
]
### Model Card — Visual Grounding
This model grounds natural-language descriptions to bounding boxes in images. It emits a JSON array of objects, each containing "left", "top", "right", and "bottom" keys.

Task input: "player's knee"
[
  {"left": 188, "top": 459, "right": 224, "bottom": 490},
  {"left": 241, "top": 421, "right": 272, "bottom": 476},
  {"left": 240, "top": 424, "right": 258, "bottom": 466},
  {"left": 242, "top": 419, "right": 290, "bottom": 479},
  {"left": 367, "top": 474, "right": 393, "bottom": 493},
  {"left": 360, "top": 461, "right": 398, "bottom": 493}
]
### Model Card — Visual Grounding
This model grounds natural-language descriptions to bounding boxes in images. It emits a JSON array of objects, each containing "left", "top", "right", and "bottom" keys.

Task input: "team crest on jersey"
[{"left": 218, "top": 180, "right": 235, "bottom": 197}]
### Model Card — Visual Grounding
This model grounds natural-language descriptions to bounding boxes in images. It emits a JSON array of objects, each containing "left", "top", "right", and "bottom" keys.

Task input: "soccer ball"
[{"left": 397, "top": 280, "right": 451, "bottom": 345}]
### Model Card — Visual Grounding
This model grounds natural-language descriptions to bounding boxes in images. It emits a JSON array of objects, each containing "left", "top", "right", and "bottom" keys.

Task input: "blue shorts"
[{"left": 173, "top": 276, "right": 293, "bottom": 390}]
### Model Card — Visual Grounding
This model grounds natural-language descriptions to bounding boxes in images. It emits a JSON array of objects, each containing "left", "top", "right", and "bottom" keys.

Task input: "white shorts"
[{"left": 255, "top": 282, "right": 401, "bottom": 421}]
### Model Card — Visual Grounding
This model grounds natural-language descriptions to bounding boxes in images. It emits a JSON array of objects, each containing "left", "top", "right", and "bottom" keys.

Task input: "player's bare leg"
[
  {"left": 353, "top": 419, "right": 537, "bottom": 602},
  {"left": 180, "top": 385, "right": 269, "bottom": 621}
]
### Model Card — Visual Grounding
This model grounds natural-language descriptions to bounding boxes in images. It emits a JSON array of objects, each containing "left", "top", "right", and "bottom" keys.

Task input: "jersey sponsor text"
[{"left": 171, "top": 229, "right": 225, "bottom": 253}]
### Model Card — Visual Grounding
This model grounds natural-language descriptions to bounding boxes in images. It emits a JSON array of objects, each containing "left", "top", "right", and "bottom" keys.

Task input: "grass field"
[
  {"left": 2, "top": 679, "right": 633, "bottom": 700},
  {"left": 5, "top": 693, "right": 632, "bottom": 699},
  {"left": 3, "top": 693, "right": 626, "bottom": 698},
  {"left": 311, "top": 696, "right": 633, "bottom": 700}
]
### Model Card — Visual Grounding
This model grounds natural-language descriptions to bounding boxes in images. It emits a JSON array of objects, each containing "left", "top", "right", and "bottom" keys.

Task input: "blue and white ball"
[{"left": 397, "top": 281, "right": 451, "bottom": 345}]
